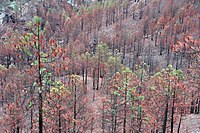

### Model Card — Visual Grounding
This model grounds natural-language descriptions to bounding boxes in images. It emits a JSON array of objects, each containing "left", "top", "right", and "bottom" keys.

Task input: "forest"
[{"left": 0, "top": 0, "right": 199, "bottom": 132}]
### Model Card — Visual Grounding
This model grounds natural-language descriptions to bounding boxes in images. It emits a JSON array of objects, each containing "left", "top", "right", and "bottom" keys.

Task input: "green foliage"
[
  {"left": 152, "top": 64, "right": 185, "bottom": 95},
  {"left": 33, "top": 16, "right": 42, "bottom": 24},
  {"left": 167, "top": 82, "right": 171, "bottom": 94},
  {"left": 108, "top": 53, "right": 121, "bottom": 71},
  {"left": 111, "top": 108, "right": 116, "bottom": 114},
  {"left": 134, "top": 63, "right": 149, "bottom": 82},
  {"left": 80, "top": 52, "right": 92, "bottom": 62},
  {"left": 93, "top": 1, "right": 102, "bottom": 9},
  {"left": 153, "top": 72, "right": 161, "bottom": 77},
  {"left": 150, "top": 85, "right": 155, "bottom": 91},
  {"left": 28, "top": 101, "right": 33, "bottom": 108},
  {"left": 24, "top": 33, "right": 32, "bottom": 42},
  {"left": 108, "top": 55, "right": 120, "bottom": 64},
  {"left": 113, "top": 90, "right": 121, "bottom": 97},
  {"left": 8, "top": 1, "right": 17, "bottom": 11},
  {"left": 85, "top": 1, "right": 102, "bottom": 14},
  {"left": 138, "top": 95, "right": 145, "bottom": 101},
  {"left": 132, "top": 106, "right": 135, "bottom": 111},
  {"left": 61, "top": 9, "right": 70, "bottom": 20},
  {"left": 97, "top": 43, "right": 111, "bottom": 59},
  {"left": 170, "top": 69, "right": 184, "bottom": 80},
  {"left": 31, "top": 60, "right": 38, "bottom": 66},
  {"left": 153, "top": 65, "right": 185, "bottom": 79},
  {"left": 42, "top": 107, "right": 46, "bottom": 113},
  {"left": 104, "top": 0, "right": 115, "bottom": 7},
  {"left": 144, "top": 117, "right": 150, "bottom": 123},
  {"left": 50, "top": 81, "right": 69, "bottom": 95},
  {"left": 87, "top": 6, "right": 93, "bottom": 14},
  {"left": 0, "top": 64, "right": 7, "bottom": 72},
  {"left": 8, "top": 64, "right": 16, "bottom": 69},
  {"left": 71, "top": 74, "right": 81, "bottom": 81},
  {"left": 25, "top": 21, "right": 32, "bottom": 27},
  {"left": 138, "top": 105, "right": 142, "bottom": 115},
  {"left": 122, "top": 67, "right": 132, "bottom": 74},
  {"left": 38, "top": 87, "right": 43, "bottom": 94},
  {"left": 33, "top": 82, "right": 37, "bottom": 87}
]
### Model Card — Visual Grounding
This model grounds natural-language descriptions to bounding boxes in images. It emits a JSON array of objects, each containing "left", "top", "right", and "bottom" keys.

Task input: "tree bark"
[
  {"left": 123, "top": 74, "right": 128, "bottom": 133},
  {"left": 162, "top": 95, "right": 169, "bottom": 133},
  {"left": 73, "top": 81, "right": 77, "bottom": 133},
  {"left": 59, "top": 109, "right": 61, "bottom": 133},
  {"left": 97, "top": 53, "right": 100, "bottom": 90},
  {"left": 177, "top": 115, "right": 182, "bottom": 133},
  {"left": 38, "top": 20, "right": 43, "bottom": 133},
  {"left": 102, "top": 102, "right": 105, "bottom": 133},
  {"left": 170, "top": 89, "right": 176, "bottom": 133}
]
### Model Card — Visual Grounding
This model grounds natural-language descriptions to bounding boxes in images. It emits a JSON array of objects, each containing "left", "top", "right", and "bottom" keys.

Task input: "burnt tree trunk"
[
  {"left": 59, "top": 109, "right": 61, "bottom": 133},
  {"left": 37, "top": 20, "right": 43, "bottom": 133},
  {"left": 123, "top": 74, "right": 128, "bottom": 133},
  {"left": 177, "top": 115, "right": 182, "bottom": 133},
  {"left": 170, "top": 89, "right": 176, "bottom": 133},
  {"left": 73, "top": 81, "right": 77, "bottom": 133},
  {"left": 162, "top": 95, "right": 169, "bottom": 133}
]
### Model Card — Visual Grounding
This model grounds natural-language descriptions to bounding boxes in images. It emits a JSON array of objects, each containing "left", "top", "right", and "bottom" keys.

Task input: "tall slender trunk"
[
  {"left": 111, "top": 95, "right": 114, "bottom": 133},
  {"left": 112, "top": 42, "right": 115, "bottom": 56},
  {"left": 102, "top": 102, "right": 105, "bottom": 133},
  {"left": 93, "top": 68, "right": 96, "bottom": 101},
  {"left": 123, "top": 74, "right": 128, "bottom": 133},
  {"left": 170, "top": 89, "right": 176, "bottom": 133},
  {"left": 111, "top": 94, "right": 117, "bottom": 132},
  {"left": 197, "top": 98, "right": 200, "bottom": 114},
  {"left": 16, "top": 120, "right": 19, "bottom": 133},
  {"left": 93, "top": 68, "right": 96, "bottom": 90},
  {"left": 155, "top": 32, "right": 158, "bottom": 46},
  {"left": 37, "top": 20, "right": 43, "bottom": 133},
  {"left": 1, "top": 79, "right": 4, "bottom": 107},
  {"left": 113, "top": 95, "right": 117, "bottom": 133},
  {"left": 176, "top": 54, "right": 179, "bottom": 70},
  {"left": 38, "top": 56, "right": 43, "bottom": 133},
  {"left": 114, "top": 112, "right": 117, "bottom": 133},
  {"left": 190, "top": 92, "right": 195, "bottom": 114},
  {"left": 73, "top": 81, "right": 77, "bottom": 133},
  {"left": 59, "top": 109, "right": 61, "bottom": 133},
  {"left": 162, "top": 95, "right": 169, "bottom": 133},
  {"left": 131, "top": 94, "right": 135, "bottom": 133},
  {"left": 158, "top": 0, "right": 161, "bottom": 13},
  {"left": 106, "top": 9, "right": 108, "bottom": 27},
  {"left": 82, "top": 67, "right": 85, "bottom": 86},
  {"left": 122, "top": 40, "right": 126, "bottom": 64},
  {"left": 85, "top": 63, "right": 88, "bottom": 91},
  {"left": 138, "top": 101, "right": 142, "bottom": 133},
  {"left": 81, "top": 18, "right": 84, "bottom": 31},
  {"left": 31, "top": 108, "right": 33, "bottom": 132},
  {"left": 30, "top": 86, "right": 33, "bottom": 133},
  {"left": 6, "top": 54, "right": 11, "bottom": 69},
  {"left": 97, "top": 54, "right": 100, "bottom": 90},
  {"left": 177, "top": 115, "right": 182, "bottom": 133}
]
